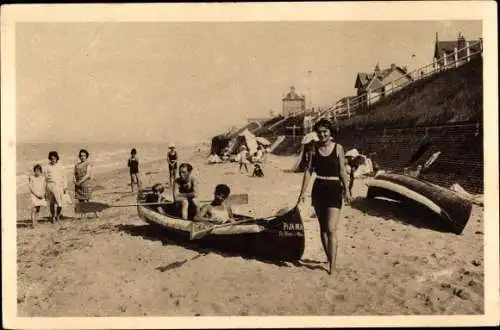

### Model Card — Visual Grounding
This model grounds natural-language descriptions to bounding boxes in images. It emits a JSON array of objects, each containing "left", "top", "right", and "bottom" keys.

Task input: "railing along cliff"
[{"left": 312, "top": 39, "right": 483, "bottom": 122}]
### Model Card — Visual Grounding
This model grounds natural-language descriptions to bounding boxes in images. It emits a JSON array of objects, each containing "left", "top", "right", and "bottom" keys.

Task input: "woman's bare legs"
[
  {"left": 130, "top": 174, "right": 136, "bottom": 192},
  {"left": 315, "top": 205, "right": 342, "bottom": 274},
  {"left": 55, "top": 206, "right": 62, "bottom": 222},
  {"left": 49, "top": 201, "right": 56, "bottom": 222},
  {"left": 31, "top": 206, "right": 40, "bottom": 228},
  {"left": 314, "top": 205, "right": 329, "bottom": 261}
]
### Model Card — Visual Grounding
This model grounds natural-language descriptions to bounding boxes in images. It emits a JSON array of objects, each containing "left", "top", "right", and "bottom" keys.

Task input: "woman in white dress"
[{"left": 45, "top": 151, "right": 68, "bottom": 223}]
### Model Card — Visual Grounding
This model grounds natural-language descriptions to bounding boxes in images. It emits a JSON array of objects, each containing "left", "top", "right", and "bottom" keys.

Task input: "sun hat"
[
  {"left": 301, "top": 132, "right": 319, "bottom": 145},
  {"left": 345, "top": 149, "right": 360, "bottom": 158}
]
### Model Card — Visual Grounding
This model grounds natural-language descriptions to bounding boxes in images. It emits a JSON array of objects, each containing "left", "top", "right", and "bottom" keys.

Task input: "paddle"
[
  {"left": 189, "top": 206, "right": 294, "bottom": 240},
  {"left": 108, "top": 193, "right": 248, "bottom": 208},
  {"left": 189, "top": 215, "right": 273, "bottom": 240}
]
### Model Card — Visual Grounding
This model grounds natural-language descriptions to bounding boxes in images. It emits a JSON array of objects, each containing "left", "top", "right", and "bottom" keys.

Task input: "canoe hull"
[
  {"left": 137, "top": 203, "right": 305, "bottom": 261},
  {"left": 366, "top": 173, "right": 472, "bottom": 234}
]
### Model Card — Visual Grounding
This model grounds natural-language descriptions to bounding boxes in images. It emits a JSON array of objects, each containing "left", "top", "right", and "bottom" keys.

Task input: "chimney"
[
  {"left": 457, "top": 32, "right": 466, "bottom": 50},
  {"left": 390, "top": 63, "right": 396, "bottom": 70}
]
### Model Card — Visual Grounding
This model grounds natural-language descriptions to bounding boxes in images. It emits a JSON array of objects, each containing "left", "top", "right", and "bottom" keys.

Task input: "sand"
[{"left": 16, "top": 145, "right": 484, "bottom": 316}]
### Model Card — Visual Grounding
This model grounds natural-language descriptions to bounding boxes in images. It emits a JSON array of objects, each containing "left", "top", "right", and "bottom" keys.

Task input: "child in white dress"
[{"left": 29, "top": 164, "right": 46, "bottom": 227}]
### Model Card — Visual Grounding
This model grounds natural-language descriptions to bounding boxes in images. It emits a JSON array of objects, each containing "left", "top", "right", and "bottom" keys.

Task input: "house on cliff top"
[
  {"left": 433, "top": 32, "right": 482, "bottom": 69},
  {"left": 354, "top": 63, "right": 413, "bottom": 109}
]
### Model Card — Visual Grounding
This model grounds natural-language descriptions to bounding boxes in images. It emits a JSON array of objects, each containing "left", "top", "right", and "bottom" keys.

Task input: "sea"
[{"left": 15, "top": 142, "right": 200, "bottom": 194}]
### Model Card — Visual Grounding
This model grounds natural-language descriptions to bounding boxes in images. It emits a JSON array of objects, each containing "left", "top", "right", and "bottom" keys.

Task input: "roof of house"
[
  {"left": 434, "top": 40, "right": 481, "bottom": 59},
  {"left": 366, "top": 76, "right": 385, "bottom": 90},
  {"left": 282, "top": 87, "right": 305, "bottom": 101},
  {"left": 355, "top": 64, "right": 410, "bottom": 89}
]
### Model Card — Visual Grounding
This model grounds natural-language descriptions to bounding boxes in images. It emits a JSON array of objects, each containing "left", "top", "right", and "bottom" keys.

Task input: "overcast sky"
[{"left": 16, "top": 20, "right": 481, "bottom": 143}]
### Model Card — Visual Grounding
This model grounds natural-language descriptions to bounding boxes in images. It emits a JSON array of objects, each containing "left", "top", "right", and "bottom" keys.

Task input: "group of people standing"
[
  {"left": 27, "top": 120, "right": 353, "bottom": 275},
  {"left": 237, "top": 144, "right": 266, "bottom": 175},
  {"left": 28, "top": 149, "right": 94, "bottom": 227}
]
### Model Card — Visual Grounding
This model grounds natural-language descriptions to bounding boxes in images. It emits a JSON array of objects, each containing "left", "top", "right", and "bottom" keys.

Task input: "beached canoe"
[
  {"left": 136, "top": 193, "right": 305, "bottom": 261},
  {"left": 366, "top": 173, "right": 472, "bottom": 234}
]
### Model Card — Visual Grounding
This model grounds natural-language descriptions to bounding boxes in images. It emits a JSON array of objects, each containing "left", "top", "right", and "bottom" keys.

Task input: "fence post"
[
  {"left": 454, "top": 47, "right": 459, "bottom": 67},
  {"left": 466, "top": 41, "right": 471, "bottom": 62},
  {"left": 443, "top": 51, "right": 447, "bottom": 68},
  {"left": 347, "top": 98, "right": 351, "bottom": 118}
]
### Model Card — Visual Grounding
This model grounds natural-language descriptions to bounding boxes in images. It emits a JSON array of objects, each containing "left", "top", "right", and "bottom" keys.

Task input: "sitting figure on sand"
[
  {"left": 195, "top": 184, "right": 234, "bottom": 224},
  {"left": 146, "top": 183, "right": 167, "bottom": 214},
  {"left": 252, "top": 163, "right": 264, "bottom": 177},
  {"left": 173, "top": 163, "right": 199, "bottom": 220},
  {"left": 207, "top": 153, "right": 222, "bottom": 164}
]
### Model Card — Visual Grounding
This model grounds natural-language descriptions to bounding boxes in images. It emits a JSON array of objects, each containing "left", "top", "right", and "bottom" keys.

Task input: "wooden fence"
[{"left": 311, "top": 39, "right": 484, "bottom": 122}]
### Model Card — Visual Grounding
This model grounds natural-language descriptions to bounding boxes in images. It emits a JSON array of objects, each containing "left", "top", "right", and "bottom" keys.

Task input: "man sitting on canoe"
[
  {"left": 173, "top": 163, "right": 199, "bottom": 220},
  {"left": 195, "top": 184, "right": 235, "bottom": 224}
]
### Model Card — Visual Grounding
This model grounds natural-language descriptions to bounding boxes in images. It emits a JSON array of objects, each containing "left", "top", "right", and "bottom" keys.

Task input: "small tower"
[
  {"left": 374, "top": 62, "right": 381, "bottom": 77},
  {"left": 282, "top": 86, "right": 305, "bottom": 116}
]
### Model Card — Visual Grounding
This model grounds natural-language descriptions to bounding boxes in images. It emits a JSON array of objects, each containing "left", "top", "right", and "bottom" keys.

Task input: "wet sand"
[{"left": 16, "top": 144, "right": 484, "bottom": 316}]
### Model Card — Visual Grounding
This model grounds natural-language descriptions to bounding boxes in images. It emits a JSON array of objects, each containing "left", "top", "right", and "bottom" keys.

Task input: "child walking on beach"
[
  {"left": 128, "top": 148, "right": 141, "bottom": 192},
  {"left": 29, "top": 164, "right": 46, "bottom": 227},
  {"left": 238, "top": 145, "right": 249, "bottom": 173}
]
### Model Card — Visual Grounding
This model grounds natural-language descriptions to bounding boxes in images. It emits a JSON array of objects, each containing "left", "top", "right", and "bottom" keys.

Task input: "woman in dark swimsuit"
[
  {"left": 298, "top": 118, "right": 351, "bottom": 275},
  {"left": 173, "top": 163, "right": 199, "bottom": 220}
]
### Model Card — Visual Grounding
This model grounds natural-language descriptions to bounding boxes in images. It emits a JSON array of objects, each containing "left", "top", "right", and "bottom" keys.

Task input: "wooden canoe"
[
  {"left": 136, "top": 192, "right": 305, "bottom": 261},
  {"left": 366, "top": 173, "right": 472, "bottom": 234}
]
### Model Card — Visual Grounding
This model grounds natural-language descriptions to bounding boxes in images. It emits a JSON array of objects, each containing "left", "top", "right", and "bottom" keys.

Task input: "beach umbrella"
[{"left": 255, "top": 136, "right": 271, "bottom": 146}]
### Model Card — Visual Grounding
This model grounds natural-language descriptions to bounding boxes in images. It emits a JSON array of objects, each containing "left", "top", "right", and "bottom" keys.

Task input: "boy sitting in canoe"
[
  {"left": 195, "top": 184, "right": 235, "bottom": 224},
  {"left": 145, "top": 183, "right": 167, "bottom": 214}
]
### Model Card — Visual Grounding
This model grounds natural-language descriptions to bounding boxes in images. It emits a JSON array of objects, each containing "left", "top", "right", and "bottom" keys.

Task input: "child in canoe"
[
  {"left": 195, "top": 184, "right": 234, "bottom": 224},
  {"left": 145, "top": 183, "right": 167, "bottom": 214}
]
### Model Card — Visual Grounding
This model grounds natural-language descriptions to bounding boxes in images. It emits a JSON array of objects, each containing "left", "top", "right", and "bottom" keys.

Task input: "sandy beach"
[{"left": 16, "top": 144, "right": 484, "bottom": 316}]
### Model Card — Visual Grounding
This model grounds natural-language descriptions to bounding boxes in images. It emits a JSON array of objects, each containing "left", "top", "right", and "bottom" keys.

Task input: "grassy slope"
[{"left": 338, "top": 57, "right": 483, "bottom": 130}]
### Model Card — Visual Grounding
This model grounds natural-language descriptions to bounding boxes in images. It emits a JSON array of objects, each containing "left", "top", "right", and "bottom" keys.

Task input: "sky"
[{"left": 16, "top": 20, "right": 482, "bottom": 143}]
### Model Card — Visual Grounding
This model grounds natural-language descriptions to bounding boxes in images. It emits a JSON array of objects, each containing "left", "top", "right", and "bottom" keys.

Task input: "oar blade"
[
  {"left": 75, "top": 201, "right": 110, "bottom": 213},
  {"left": 227, "top": 193, "right": 248, "bottom": 205},
  {"left": 189, "top": 222, "right": 215, "bottom": 240}
]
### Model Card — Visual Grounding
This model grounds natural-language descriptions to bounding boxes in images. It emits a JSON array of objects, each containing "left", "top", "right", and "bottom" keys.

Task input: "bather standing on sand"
[
  {"left": 173, "top": 163, "right": 199, "bottom": 220},
  {"left": 74, "top": 149, "right": 93, "bottom": 203},
  {"left": 345, "top": 149, "right": 361, "bottom": 197},
  {"left": 128, "top": 148, "right": 141, "bottom": 192},
  {"left": 298, "top": 118, "right": 351, "bottom": 275},
  {"left": 45, "top": 151, "right": 68, "bottom": 223},
  {"left": 238, "top": 145, "right": 249, "bottom": 173},
  {"left": 167, "top": 143, "right": 178, "bottom": 187}
]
